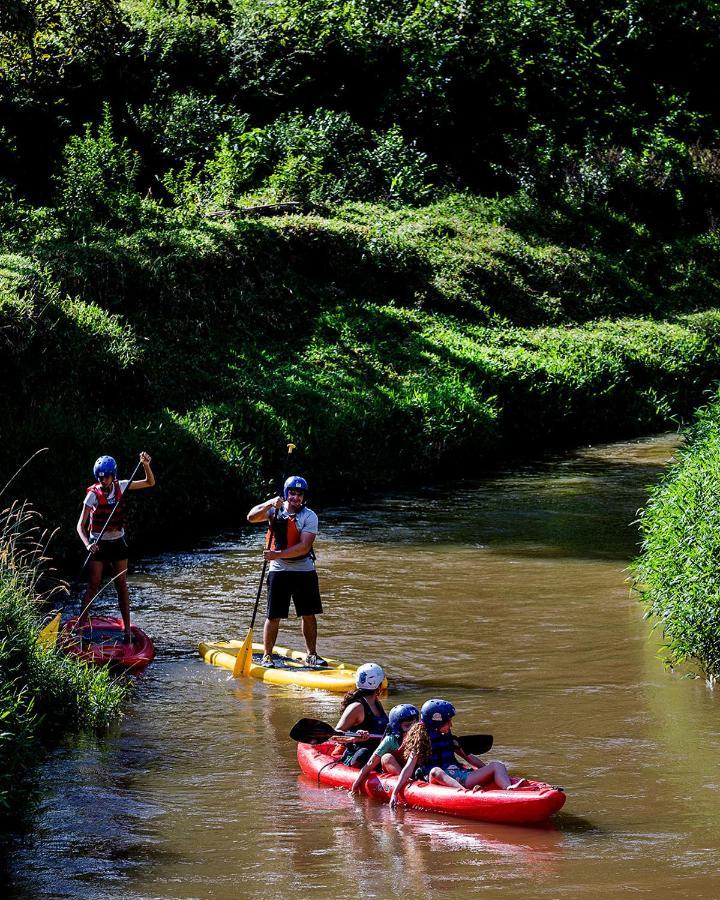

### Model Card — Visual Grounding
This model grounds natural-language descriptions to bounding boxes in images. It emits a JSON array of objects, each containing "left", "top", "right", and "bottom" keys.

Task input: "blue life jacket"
[
  {"left": 427, "top": 729, "right": 457, "bottom": 769},
  {"left": 415, "top": 729, "right": 460, "bottom": 779}
]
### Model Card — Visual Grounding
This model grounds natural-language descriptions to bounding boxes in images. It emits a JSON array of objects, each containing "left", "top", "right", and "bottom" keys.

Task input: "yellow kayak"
[{"left": 197, "top": 641, "right": 386, "bottom": 692}]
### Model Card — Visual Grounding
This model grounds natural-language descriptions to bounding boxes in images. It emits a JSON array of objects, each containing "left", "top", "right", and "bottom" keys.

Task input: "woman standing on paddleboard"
[{"left": 76, "top": 451, "right": 155, "bottom": 643}]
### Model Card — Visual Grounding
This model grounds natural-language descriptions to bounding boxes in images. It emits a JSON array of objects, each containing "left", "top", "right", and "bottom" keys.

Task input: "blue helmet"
[
  {"left": 388, "top": 704, "right": 420, "bottom": 735},
  {"left": 284, "top": 475, "right": 308, "bottom": 499},
  {"left": 93, "top": 456, "right": 117, "bottom": 479},
  {"left": 421, "top": 699, "right": 456, "bottom": 730}
]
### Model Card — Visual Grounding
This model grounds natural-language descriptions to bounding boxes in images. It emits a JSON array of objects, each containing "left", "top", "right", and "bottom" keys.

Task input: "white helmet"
[{"left": 355, "top": 662, "right": 385, "bottom": 691}]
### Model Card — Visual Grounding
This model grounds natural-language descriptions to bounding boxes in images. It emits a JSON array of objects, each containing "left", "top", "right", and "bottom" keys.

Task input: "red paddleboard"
[{"left": 59, "top": 616, "right": 155, "bottom": 673}]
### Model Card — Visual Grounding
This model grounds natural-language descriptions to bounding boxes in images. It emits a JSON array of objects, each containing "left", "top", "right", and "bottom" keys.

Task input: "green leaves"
[
  {"left": 636, "top": 397, "right": 720, "bottom": 679},
  {"left": 56, "top": 103, "right": 141, "bottom": 234}
]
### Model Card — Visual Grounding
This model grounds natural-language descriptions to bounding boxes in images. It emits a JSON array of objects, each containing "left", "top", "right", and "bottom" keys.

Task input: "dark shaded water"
[{"left": 7, "top": 434, "right": 720, "bottom": 898}]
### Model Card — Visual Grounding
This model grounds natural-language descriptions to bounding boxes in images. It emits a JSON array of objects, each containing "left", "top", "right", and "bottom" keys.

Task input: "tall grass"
[
  {"left": 635, "top": 394, "right": 720, "bottom": 682},
  {"left": 0, "top": 474, "right": 129, "bottom": 815}
]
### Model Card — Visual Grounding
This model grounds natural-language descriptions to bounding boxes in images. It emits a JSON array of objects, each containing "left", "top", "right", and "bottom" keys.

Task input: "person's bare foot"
[{"left": 506, "top": 778, "right": 528, "bottom": 791}]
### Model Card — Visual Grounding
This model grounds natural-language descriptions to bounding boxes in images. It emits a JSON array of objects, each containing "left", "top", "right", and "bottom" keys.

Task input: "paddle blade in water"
[
  {"left": 233, "top": 628, "right": 254, "bottom": 677},
  {"left": 37, "top": 611, "right": 61, "bottom": 648}
]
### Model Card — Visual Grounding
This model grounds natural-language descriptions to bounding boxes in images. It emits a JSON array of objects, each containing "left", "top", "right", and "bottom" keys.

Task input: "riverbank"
[
  {"left": 0, "top": 501, "right": 128, "bottom": 818},
  {"left": 635, "top": 392, "right": 720, "bottom": 681},
  {"left": 3, "top": 194, "right": 720, "bottom": 560}
]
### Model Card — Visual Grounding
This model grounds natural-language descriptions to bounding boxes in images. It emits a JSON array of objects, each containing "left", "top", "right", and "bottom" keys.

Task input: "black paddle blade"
[
  {"left": 456, "top": 734, "right": 493, "bottom": 754},
  {"left": 289, "top": 718, "right": 340, "bottom": 744}
]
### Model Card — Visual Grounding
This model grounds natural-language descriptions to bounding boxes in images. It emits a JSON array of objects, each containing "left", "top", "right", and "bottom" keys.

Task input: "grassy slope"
[{"left": 2, "top": 194, "right": 720, "bottom": 557}]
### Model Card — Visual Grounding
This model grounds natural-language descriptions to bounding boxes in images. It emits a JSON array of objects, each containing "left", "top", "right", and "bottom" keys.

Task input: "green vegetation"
[
  {"left": 635, "top": 396, "right": 720, "bottom": 681},
  {"left": 3, "top": 195, "right": 720, "bottom": 556},
  {"left": 0, "top": 498, "right": 128, "bottom": 815},
  {"left": 3, "top": 1, "right": 720, "bottom": 219},
  {"left": 3, "top": 2, "right": 720, "bottom": 680}
]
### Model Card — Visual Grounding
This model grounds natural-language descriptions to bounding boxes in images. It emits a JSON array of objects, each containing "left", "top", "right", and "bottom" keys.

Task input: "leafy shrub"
[
  {"left": 163, "top": 108, "right": 436, "bottom": 209},
  {"left": 133, "top": 90, "right": 249, "bottom": 166},
  {"left": 163, "top": 130, "right": 266, "bottom": 212},
  {"left": 56, "top": 104, "right": 142, "bottom": 233}
]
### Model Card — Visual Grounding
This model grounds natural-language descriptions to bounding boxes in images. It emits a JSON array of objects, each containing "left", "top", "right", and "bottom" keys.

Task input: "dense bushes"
[
  {"left": 3, "top": 1, "right": 720, "bottom": 221},
  {"left": 635, "top": 395, "right": 720, "bottom": 681},
  {"left": 3, "top": 0, "right": 720, "bottom": 679},
  {"left": 162, "top": 109, "right": 435, "bottom": 210}
]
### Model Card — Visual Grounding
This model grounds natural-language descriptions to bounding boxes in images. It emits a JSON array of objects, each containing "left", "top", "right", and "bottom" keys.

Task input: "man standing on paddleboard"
[{"left": 246, "top": 476, "right": 325, "bottom": 668}]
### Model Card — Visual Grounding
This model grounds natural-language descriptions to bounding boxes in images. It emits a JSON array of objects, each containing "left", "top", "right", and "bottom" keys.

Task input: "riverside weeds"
[
  {"left": 635, "top": 395, "right": 720, "bottom": 682},
  {"left": 0, "top": 465, "right": 128, "bottom": 816}
]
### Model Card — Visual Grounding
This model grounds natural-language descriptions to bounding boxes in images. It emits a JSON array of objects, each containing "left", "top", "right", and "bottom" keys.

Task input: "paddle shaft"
[
  {"left": 248, "top": 557, "right": 269, "bottom": 632},
  {"left": 289, "top": 718, "right": 493, "bottom": 754}
]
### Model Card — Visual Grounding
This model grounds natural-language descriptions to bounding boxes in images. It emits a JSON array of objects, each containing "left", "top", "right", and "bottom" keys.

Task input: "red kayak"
[
  {"left": 297, "top": 742, "right": 566, "bottom": 825},
  {"left": 59, "top": 616, "right": 155, "bottom": 673}
]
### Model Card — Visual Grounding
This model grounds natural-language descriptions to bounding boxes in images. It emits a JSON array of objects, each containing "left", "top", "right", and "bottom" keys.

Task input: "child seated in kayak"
[
  {"left": 350, "top": 704, "right": 419, "bottom": 794},
  {"left": 333, "top": 663, "right": 388, "bottom": 767},
  {"left": 389, "top": 698, "right": 526, "bottom": 808}
]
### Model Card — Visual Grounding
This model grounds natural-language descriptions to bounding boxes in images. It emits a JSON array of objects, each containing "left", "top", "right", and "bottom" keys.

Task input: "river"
[{"left": 7, "top": 433, "right": 720, "bottom": 898}]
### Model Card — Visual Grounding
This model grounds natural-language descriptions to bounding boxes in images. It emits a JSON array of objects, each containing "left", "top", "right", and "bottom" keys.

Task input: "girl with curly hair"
[{"left": 389, "top": 699, "right": 525, "bottom": 808}]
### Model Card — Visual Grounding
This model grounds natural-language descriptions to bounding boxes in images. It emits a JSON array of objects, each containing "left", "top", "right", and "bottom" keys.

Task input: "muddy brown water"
[{"left": 7, "top": 434, "right": 720, "bottom": 898}]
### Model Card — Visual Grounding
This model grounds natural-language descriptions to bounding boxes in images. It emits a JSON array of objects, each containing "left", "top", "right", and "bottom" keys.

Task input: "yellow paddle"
[
  {"left": 233, "top": 443, "right": 296, "bottom": 677},
  {"left": 38, "top": 611, "right": 61, "bottom": 647},
  {"left": 232, "top": 554, "right": 269, "bottom": 677}
]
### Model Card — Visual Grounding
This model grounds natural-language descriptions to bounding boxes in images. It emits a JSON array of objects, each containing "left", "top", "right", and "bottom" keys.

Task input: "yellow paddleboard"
[{"left": 198, "top": 641, "right": 387, "bottom": 692}]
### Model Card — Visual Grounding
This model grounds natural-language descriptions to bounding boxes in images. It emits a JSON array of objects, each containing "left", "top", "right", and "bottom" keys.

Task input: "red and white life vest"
[{"left": 86, "top": 480, "right": 126, "bottom": 536}]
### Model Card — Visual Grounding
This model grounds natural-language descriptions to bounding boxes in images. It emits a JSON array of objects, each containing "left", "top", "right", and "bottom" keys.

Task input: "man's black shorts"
[{"left": 266, "top": 570, "right": 323, "bottom": 619}]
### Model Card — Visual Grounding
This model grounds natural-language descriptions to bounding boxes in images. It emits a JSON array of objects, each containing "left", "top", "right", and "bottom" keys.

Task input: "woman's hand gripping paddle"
[
  {"left": 37, "top": 457, "right": 144, "bottom": 647},
  {"left": 233, "top": 443, "right": 296, "bottom": 677},
  {"left": 289, "top": 718, "right": 494, "bottom": 754}
]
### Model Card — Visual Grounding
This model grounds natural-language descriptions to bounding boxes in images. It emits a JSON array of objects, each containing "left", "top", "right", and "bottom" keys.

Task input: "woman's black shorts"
[
  {"left": 266, "top": 570, "right": 323, "bottom": 619},
  {"left": 91, "top": 537, "right": 129, "bottom": 563}
]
